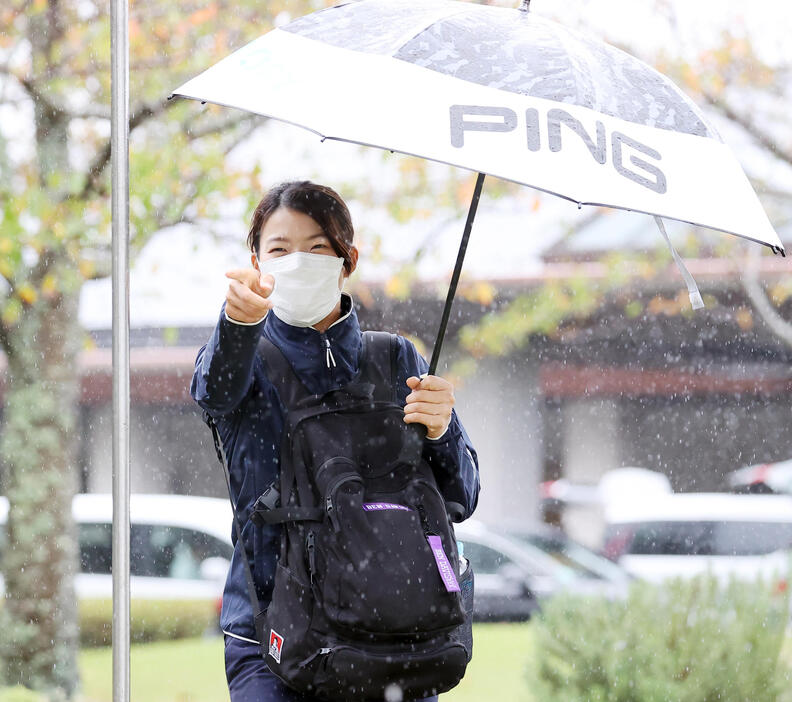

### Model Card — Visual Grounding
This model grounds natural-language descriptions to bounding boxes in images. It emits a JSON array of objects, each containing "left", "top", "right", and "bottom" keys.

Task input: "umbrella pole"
[{"left": 428, "top": 172, "right": 485, "bottom": 376}]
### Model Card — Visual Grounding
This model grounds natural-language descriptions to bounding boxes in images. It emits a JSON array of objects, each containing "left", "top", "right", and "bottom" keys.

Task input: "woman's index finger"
[
  {"left": 225, "top": 268, "right": 272, "bottom": 297},
  {"left": 417, "top": 374, "right": 452, "bottom": 391},
  {"left": 225, "top": 268, "right": 255, "bottom": 284}
]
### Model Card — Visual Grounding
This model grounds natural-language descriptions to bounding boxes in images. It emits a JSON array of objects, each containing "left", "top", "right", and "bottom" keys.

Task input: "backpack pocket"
[
  {"left": 262, "top": 563, "right": 319, "bottom": 690},
  {"left": 316, "top": 475, "right": 464, "bottom": 637},
  {"left": 312, "top": 638, "right": 469, "bottom": 701}
]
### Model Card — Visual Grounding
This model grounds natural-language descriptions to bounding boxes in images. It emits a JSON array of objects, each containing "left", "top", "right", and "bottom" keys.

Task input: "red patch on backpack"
[{"left": 268, "top": 629, "right": 284, "bottom": 663}]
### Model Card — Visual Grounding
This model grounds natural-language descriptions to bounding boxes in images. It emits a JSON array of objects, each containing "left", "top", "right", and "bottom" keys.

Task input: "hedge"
[
  {"left": 78, "top": 598, "right": 219, "bottom": 648},
  {"left": 528, "top": 574, "right": 792, "bottom": 702}
]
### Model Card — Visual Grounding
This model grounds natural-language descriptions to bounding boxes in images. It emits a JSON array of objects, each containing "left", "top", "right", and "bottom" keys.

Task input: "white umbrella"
[{"left": 171, "top": 0, "right": 785, "bottom": 369}]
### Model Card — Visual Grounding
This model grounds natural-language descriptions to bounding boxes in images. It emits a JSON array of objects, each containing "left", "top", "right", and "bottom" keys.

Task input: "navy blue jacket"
[{"left": 191, "top": 295, "right": 480, "bottom": 640}]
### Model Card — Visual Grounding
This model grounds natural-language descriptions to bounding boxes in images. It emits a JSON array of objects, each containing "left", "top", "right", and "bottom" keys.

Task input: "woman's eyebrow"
[{"left": 264, "top": 231, "right": 326, "bottom": 244}]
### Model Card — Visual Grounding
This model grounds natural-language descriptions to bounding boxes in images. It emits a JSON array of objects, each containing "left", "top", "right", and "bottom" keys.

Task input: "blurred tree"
[
  {"left": 664, "top": 28, "right": 792, "bottom": 347},
  {"left": 0, "top": 0, "right": 313, "bottom": 696},
  {"left": 454, "top": 5, "right": 792, "bottom": 366}
]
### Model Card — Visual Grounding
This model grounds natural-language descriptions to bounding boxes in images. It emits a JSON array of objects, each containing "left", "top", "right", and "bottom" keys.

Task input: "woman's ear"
[
  {"left": 345, "top": 246, "right": 360, "bottom": 277},
  {"left": 251, "top": 252, "right": 259, "bottom": 271}
]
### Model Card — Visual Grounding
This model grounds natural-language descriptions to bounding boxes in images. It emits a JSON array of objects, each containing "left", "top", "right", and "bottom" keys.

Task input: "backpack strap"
[
  {"left": 257, "top": 336, "right": 315, "bottom": 409},
  {"left": 360, "top": 331, "right": 398, "bottom": 403},
  {"left": 362, "top": 331, "right": 426, "bottom": 468},
  {"left": 203, "top": 411, "right": 267, "bottom": 644}
]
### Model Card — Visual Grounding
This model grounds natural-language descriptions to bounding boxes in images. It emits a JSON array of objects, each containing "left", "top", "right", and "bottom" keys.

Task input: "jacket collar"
[{"left": 262, "top": 293, "right": 362, "bottom": 394}]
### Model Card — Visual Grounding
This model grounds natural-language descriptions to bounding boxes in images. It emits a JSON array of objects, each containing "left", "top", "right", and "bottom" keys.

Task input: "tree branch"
[
  {"left": 76, "top": 99, "right": 176, "bottom": 201},
  {"left": 742, "top": 245, "right": 792, "bottom": 349},
  {"left": 0, "top": 318, "right": 13, "bottom": 360},
  {"left": 185, "top": 112, "right": 259, "bottom": 140},
  {"left": 702, "top": 90, "right": 792, "bottom": 169},
  {"left": 9, "top": 73, "right": 62, "bottom": 118},
  {"left": 219, "top": 116, "right": 261, "bottom": 153},
  {"left": 0, "top": 66, "right": 110, "bottom": 120}
]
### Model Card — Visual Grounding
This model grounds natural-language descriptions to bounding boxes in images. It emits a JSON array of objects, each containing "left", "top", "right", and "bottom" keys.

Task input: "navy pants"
[{"left": 224, "top": 636, "right": 439, "bottom": 702}]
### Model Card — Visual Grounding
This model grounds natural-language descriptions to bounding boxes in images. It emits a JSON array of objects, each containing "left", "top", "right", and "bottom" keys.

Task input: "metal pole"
[
  {"left": 428, "top": 172, "right": 485, "bottom": 376},
  {"left": 111, "top": 0, "right": 130, "bottom": 698}
]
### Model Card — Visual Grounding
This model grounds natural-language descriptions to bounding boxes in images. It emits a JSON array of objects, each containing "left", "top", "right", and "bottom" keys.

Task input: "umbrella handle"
[{"left": 428, "top": 172, "right": 486, "bottom": 376}]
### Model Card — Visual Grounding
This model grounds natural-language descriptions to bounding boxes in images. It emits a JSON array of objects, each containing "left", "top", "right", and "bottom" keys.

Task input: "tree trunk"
[{"left": 0, "top": 287, "right": 81, "bottom": 699}]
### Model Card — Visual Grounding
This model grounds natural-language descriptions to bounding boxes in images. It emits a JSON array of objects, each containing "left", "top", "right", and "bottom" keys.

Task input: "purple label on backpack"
[
  {"left": 362, "top": 502, "right": 411, "bottom": 512},
  {"left": 427, "top": 535, "right": 460, "bottom": 593}
]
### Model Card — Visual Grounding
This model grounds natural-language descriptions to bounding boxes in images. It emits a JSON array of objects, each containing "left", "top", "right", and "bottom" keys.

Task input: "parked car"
[
  {"left": 728, "top": 458, "right": 792, "bottom": 495},
  {"left": 453, "top": 520, "right": 629, "bottom": 622},
  {"left": 0, "top": 494, "right": 233, "bottom": 603},
  {"left": 603, "top": 492, "right": 792, "bottom": 583},
  {"left": 502, "top": 522, "right": 633, "bottom": 587}
]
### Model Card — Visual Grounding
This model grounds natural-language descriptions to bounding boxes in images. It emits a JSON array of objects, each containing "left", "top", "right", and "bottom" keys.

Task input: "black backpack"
[{"left": 208, "top": 331, "right": 473, "bottom": 701}]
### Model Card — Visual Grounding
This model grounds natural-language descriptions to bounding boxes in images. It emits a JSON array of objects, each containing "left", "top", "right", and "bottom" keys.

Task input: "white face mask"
[{"left": 257, "top": 252, "right": 345, "bottom": 328}]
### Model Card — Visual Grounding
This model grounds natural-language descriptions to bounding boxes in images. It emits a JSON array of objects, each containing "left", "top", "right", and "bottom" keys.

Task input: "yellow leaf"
[
  {"left": 461, "top": 281, "right": 496, "bottom": 306},
  {"left": 78, "top": 259, "right": 96, "bottom": 279},
  {"left": 18, "top": 283, "right": 38, "bottom": 305},
  {"left": 42, "top": 273, "right": 58, "bottom": 296},
  {"left": 735, "top": 307, "right": 754, "bottom": 331},
  {"left": 384, "top": 275, "right": 409, "bottom": 301},
  {"left": 770, "top": 283, "right": 792, "bottom": 304}
]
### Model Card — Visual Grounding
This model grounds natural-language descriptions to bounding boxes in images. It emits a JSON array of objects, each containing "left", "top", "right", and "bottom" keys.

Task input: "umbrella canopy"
[{"left": 172, "top": 0, "right": 784, "bottom": 254}]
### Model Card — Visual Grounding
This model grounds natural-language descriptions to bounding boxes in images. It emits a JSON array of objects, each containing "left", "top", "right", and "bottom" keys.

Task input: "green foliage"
[
  {"left": 528, "top": 575, "right": 792, "bottom": 702},
  {"left": 457, "top": 277, "right": 608, "bottom": 359},
  {"left": 0, "top": 688, "right": 47, "bottom": 702},
  {"left": 452, "top": 241, "right": 715, "bottom": 372},
  {"left": 78, "top": 599, "right": 219, "bottom": 648}
]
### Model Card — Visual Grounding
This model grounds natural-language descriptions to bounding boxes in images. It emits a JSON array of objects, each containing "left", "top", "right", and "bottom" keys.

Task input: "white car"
[
  {"left": 453, "top": 520, "right": 629, "bottom": 621},
  {"left": 0, "top": 493, "right": 233, "bottom": 601},
  {"left": 603, "top": 492, "right": 792, "bottom": 583}
]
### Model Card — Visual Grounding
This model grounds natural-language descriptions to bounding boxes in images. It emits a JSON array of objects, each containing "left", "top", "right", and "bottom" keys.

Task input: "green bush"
[
  {"left": 78, "top": 598, "right": 218, "bottom": 648},
  {"left": 528, "top": 575, "right": 792, "bottom": 702},
  {"left": 0, "top": 688, "right": 47, "bottom": 702}
]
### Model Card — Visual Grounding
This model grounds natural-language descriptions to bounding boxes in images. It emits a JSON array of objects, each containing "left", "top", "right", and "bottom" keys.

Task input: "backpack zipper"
[
  {"left": 416, "top": 502, "right": 436, "bottom": 537},
  {"left": 306, "top": 531, "right": 317, "bottom": 584},
  {"left": 325, "top": 473, "right": 360, "bottom": 532}
]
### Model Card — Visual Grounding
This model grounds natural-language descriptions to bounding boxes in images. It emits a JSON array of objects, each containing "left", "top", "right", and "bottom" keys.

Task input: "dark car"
[{"left": 454, "top": 520, "right": 630, "bottom": 622}]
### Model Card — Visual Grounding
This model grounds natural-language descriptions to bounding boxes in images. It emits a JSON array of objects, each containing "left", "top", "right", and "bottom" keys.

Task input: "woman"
[{"left": 191, "top": 181, "right": 480, "bottom": 701}]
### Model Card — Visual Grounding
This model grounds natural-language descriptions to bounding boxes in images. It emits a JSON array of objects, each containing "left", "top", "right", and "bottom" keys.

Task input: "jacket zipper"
[{"left": 323, "top": 337, "right": 336, "bottom": 369}]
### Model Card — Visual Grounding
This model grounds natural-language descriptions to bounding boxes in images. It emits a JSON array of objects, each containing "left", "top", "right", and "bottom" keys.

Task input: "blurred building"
[{"left": 1, "top": 211, "right": 791, "bottom": 549}]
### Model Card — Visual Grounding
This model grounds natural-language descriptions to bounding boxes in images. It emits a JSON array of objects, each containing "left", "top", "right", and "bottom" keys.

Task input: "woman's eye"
[
  {"left": 269, "top": 247, "right": 287, "bottom": 253},
  {"left": 311, "top": 243, "right": 327, "bottom": 250}
]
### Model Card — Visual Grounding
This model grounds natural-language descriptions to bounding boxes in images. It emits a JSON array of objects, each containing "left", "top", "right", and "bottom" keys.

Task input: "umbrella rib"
[{"left": 428, "top": 172, "right": 486, "bottom": 376}]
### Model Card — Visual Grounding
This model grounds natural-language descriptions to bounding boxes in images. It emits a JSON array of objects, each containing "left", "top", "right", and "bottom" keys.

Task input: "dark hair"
[{"left": 247, "top": 181, "right": 355, "bottom": 273}]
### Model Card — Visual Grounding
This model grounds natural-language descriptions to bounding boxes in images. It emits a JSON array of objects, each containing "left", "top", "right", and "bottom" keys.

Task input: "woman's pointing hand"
[{"left": 225, "top": 268, "right": 275, "bottom": 324}]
